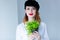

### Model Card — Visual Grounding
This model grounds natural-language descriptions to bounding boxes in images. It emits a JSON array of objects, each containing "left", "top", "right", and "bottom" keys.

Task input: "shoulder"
[
  {"left": 40, "top": 21, "right": 46, "bottom": 27},
  {"left": 39, "top": 21, "right": 47, "bottom": 30},
  {"left": 38, "top": 21, "right": 47, "bottom": 35},
  {"left": 16, "top": 22, "right": 24, "bottom": 29},
  {"left": 40, "top": 22, "right": 46, "bottom": 27},
  {"left": 17, "top": 22, "right": 24, "bottom": 27}
]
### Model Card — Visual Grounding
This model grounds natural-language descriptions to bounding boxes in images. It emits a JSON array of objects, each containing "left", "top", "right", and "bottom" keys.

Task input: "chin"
[{"left": 28, "top": 15, "right": 35, "bottom": 18}]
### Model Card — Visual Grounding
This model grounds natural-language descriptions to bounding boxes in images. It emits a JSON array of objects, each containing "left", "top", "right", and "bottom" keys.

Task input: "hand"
[
  {"left": 28, "top": 33, "right": 35, "bottom": 40},
  {"left": 28, "top": 31, "right": 41, "bottom": 40},
  {"left": 33, "top": 31, "right": 41, "bottom": 40}
]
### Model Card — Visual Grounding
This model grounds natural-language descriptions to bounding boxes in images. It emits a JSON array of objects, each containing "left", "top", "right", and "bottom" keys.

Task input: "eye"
[
  {"left": 33, "top": 7, "right": 36, "bottom": 10},
  {"left": 26, "top": 8, "right": 30, "bottom": 10}
]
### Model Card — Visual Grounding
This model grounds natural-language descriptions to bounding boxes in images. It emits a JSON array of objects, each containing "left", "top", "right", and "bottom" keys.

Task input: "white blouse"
[{"left": 16, "top": 22, "right": 49, "bottom": 40}]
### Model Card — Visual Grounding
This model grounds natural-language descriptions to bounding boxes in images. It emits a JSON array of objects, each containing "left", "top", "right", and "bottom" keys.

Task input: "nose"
[{"left": 30, "top": 9, "right": 33, "bottom": 13}]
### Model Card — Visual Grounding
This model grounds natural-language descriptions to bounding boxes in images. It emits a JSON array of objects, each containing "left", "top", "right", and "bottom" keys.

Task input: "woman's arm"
[
  {"left": 16, "top": 25, "right": 22, "bottom": 40},
  {"left": 39, "top": 22, "right": 49, "bottom": 40}
]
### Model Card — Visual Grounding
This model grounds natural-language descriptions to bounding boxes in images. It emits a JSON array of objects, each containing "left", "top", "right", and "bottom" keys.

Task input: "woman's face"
[{"left": 25, "top": 6, "right": 36, "bottom": 18}]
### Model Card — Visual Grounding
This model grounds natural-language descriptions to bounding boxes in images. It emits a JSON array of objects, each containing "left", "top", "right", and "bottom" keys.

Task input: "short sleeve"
[{"left": 38, "top": 22, "right": 49, "bottom": 40}]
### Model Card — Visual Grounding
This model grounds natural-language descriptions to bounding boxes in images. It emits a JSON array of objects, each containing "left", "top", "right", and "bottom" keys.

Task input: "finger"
[
  {"left": 33, "top": 31, "right": 40, "bottom": 37},
  {"left": 33, "top": 31, "right": 38, "bottom": 35}
]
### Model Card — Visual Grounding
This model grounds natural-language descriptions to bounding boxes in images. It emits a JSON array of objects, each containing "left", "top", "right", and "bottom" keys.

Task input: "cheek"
[
  {"left": 33, "top": 10, "right": 36, "bottom": 13},
  {"left": 25, "top": 10, "right": 30, "bottom": 16},
  {"left": 33, "top": 11, "right": 36, "bottom": 15},
  {"left": 25, "top": 10, "right": 30, "bottom": 14}
]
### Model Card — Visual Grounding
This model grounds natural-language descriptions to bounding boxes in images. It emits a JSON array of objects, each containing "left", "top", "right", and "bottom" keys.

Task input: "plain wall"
[{"left": 0, "top": 0, "right": 18, "bottom": 40}]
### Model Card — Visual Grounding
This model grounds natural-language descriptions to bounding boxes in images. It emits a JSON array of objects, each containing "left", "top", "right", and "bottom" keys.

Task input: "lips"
[{"left": 29, "top": 13, "right": 33, "bottom": 15}]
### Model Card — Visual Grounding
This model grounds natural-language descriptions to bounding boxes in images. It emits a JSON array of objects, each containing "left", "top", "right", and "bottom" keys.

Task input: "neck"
[{"left": 28, "top": 17, "right": 35, "bottom": 22}]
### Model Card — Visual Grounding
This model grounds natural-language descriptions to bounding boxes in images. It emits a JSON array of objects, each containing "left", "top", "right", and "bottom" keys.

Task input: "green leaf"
[{"left": 25, "top": 20, "right": 40, "bottom": 35}]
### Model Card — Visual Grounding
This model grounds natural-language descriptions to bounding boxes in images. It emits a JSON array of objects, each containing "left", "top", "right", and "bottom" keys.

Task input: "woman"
[{"left": 16, "top": 0, "right": 49, "bottom": 40}]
